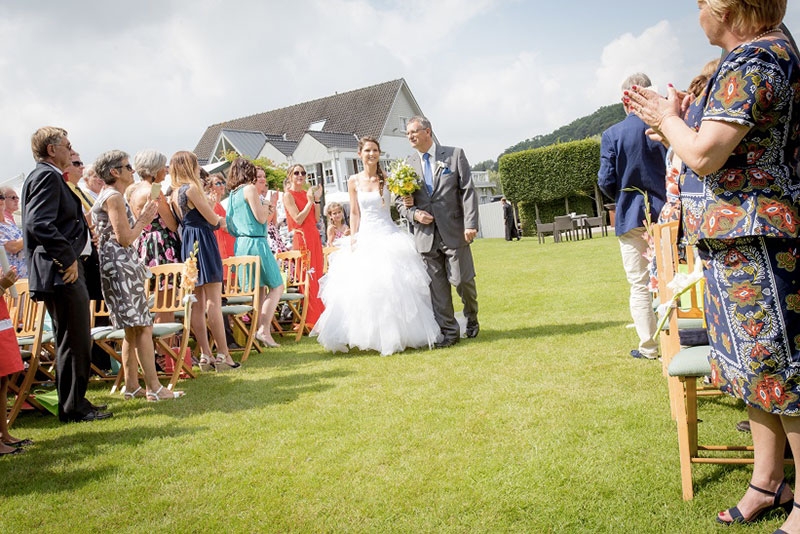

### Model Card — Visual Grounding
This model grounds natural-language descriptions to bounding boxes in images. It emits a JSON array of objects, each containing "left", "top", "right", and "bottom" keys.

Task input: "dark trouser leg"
[
  {"left": 46, "top": 262, "right": 93, "bottom": 422},
  {"left": 442, "top": 244, "right": 478, "bottom": 327},
  {"left": 456, "top": 277, "right": 478, "bottom": 325},
  {"left": 423, "top": 247, "right": 459, "bottom": 341}
]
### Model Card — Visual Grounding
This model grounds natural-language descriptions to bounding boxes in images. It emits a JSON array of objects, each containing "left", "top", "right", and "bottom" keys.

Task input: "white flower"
[{"left": 436, "top": 161, "right": 447, "bottom": 171}]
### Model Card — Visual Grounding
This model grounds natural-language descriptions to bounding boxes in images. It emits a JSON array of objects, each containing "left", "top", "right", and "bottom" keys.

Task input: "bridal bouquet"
[{"left": 387, "top": 159, "right": 420, "bottom": 196}]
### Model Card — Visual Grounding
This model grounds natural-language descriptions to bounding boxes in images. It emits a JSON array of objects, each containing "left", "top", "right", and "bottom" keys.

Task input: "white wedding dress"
[{"left": 311, "top": 187, "right": 441, "bottom": 356}]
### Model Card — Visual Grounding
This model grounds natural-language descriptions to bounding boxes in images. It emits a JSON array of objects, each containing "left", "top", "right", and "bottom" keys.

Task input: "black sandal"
[
  {"left": 773, "top": 500, "right": 800, "bottom": 533},
  {"left": 718, "top": 479, "right": 794, "bottom": 525}
]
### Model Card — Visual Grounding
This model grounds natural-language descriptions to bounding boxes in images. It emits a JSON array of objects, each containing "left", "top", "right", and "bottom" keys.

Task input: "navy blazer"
[
  {"left": 21, "top": 162, "right": 94, "bottom": 299},
  {"left": 598, "top": 113, "right": 667, "bottom": 236}
]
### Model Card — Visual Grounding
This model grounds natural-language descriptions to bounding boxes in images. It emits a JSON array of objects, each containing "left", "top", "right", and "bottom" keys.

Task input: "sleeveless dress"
[
  {"left": 177, "top": 185, "right": 223, "bottom": 286},
  {"left": 226, "top": 187, "right": 283, "bottom": 289},
  {"left": 0, "top": 297, "right": 23, "bottom": 377},
  {"left": 286, "top": 189, "right": 324, "bottom": 326},
  {"left": 311, "top": 187, "right": 441, "bottom": 356},
  {"left": 91, "top": 188, "right": 152, "bottom": 329},
  {"left": 137, "top": 212, "right": 181, "bottom": 268}
]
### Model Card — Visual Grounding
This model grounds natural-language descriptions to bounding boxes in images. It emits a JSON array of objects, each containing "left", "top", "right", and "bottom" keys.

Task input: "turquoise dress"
[{"left": 225, "top": 186, "right": 283, "bottom": 289}]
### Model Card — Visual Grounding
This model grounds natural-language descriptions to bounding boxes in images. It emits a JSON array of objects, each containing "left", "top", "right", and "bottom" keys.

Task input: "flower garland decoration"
[
  {"left": 387, "top": 159, "right": 421, "bottom": 196},
  {"left": 181, "top": 241, "right": 199, "bottom": 306}
]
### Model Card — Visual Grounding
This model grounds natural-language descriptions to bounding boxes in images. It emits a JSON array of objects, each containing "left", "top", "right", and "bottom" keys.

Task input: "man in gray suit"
[{"left": 397, "top": 116, "right": 479, "bottom": 347}]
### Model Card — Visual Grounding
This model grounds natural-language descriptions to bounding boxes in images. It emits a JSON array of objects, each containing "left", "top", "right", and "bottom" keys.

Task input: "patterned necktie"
[{"left": 422, "top": 152, "right": 433, "bottom": 195}]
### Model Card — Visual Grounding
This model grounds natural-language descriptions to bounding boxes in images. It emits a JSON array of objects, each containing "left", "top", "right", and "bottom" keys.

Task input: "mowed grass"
[{"left": 1, "top": 235, "right": 777, "bottom": 533}]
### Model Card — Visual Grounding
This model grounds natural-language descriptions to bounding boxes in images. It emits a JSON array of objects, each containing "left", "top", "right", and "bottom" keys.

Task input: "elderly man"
[
  {"left": 396, "top": 116, "right": 479, "bottom": 347},
  {"left": 21, "top": 127, "right": 110, "bottom": 422},
  {"left": 78, "top": 163, "right": 104, "bottom": 202},
  {"left": 598, "top": 73, "right": 667, "bottom": 360}
]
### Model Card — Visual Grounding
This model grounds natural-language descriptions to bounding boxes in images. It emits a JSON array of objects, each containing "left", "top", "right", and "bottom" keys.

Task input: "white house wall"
[
  {"left": 258, "top": 144, "right": 289, "bottom": 166},
  {"left": 293, "top": 135, "right": 330, "bottom": 164}
]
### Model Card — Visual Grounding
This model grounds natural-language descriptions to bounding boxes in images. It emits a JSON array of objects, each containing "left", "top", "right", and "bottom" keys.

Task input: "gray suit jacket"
[{"left": 396, "top": 145, "right": 478, "bottom": 253}]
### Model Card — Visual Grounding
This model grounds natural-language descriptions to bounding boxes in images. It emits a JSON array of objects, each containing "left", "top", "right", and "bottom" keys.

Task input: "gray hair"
[
  {"left": 408, "top": 115, "right": 432, "bottom": 131},
  {"left": 94, "top": 150, "right": 129, "bottom": 185},
  {"left": 133, "top": 149, "right": 167, "bottom": 180},
  {"left": 621, "top": 73, "right": 652, "bottom": 92},
  {"left": 81, "top": 163, "right": 96, "bottom": 181}
]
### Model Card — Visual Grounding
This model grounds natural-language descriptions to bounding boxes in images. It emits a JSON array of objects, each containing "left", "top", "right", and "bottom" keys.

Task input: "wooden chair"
[
  {"left": 5, "top": 279, "right": 49, "bottom": 427},
  {"left": 221, "top": 255, "right": 261, "bottom": 362},
  {"left": 322, "top": 246, "right": 338, "bottom": 274},
  {"left": 105, "top": 263, "right": 196, "bottom": 390},
  {"left": 274, "top": 250, "right": 310, "bottom": 341},
  {"left": 89, "top": 299, "right": 126, "bottom": 393},
  {"left": 652, "top": 221, "right": 760, "bottom": 500}
]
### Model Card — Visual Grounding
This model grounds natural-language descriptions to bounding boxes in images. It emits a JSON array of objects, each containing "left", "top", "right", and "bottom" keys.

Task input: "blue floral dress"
[{"left": 680, "top": 38, "right": 800, "bottom": 414}]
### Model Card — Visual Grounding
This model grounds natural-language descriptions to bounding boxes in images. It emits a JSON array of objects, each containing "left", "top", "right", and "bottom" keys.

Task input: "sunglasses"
[
  {"left": 214, "top": 181, "right": 225, "bottom": 187},
  {"left": 72, "top": 161, "right": 83, "bottom": 167},
  {"left": 293, "top": 170, "right": 307, "bottom": 176},
  {"left": 6, "top": 195, "right": 18, "bottom": 200},
  {"left": 114, "top": 164, "right": 134, "bottom": 172}
]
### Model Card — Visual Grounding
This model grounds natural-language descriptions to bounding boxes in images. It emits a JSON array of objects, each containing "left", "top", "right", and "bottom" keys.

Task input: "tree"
[{"left": 224, "top": 151, "right": 287, "bottom": 189}]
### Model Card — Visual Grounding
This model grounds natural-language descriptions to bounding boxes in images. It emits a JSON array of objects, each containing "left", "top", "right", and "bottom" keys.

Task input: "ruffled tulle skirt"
[{"left": 311, "top": 227, "right": 440, "bottom": 356}]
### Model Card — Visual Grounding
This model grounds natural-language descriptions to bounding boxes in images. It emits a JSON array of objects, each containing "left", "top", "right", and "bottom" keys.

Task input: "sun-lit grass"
[{"left": 2, "top": 235, "right": 777, "bottom": 532}]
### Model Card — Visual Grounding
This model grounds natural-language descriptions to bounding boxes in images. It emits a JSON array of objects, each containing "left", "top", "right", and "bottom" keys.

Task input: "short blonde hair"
[{"left": 704, "top": 0, "right": 786, "bottom": 36}]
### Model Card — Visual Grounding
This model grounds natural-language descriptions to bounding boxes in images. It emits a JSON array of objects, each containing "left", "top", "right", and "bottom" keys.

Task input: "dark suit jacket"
[
  {"left": 396, "top": 145, "right": 478, "bottom": 253},
  {"left": 598, "top": 113, "right": 667, "bottom": 236},
  {"left": 21, "top": 162, "right": 99, "bottom": 300}
]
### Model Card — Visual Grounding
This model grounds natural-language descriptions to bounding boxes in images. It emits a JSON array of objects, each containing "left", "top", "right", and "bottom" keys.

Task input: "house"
[{"left": 195, "top": 79, "right": 427, "bottom": 196}]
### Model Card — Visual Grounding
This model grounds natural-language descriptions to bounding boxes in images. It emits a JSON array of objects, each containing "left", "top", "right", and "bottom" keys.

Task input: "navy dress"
[{"left": 177, "top": 185, "right": 222, "bottom": 286}]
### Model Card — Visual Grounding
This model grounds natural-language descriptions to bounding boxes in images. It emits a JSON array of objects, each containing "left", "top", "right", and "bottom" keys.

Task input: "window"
[
  {"left": 309, "top": 119, "right": 326, "bottom": 131},
  {"left": 306, "top": 169, "right": 318, "bottom": 186},
  {"left": 399, "top": 117, "right": 409, "bottom": 131},
  {"left": 323, "top": 161, "right": 335, "bottom": 185}
]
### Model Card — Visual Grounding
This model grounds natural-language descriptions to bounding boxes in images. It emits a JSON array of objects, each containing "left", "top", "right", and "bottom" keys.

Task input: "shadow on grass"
[
  {"left": 0, "top": 422, "right": 207, "bottom": 498},
  {"left": 480, "top": 321, "right": 627, "bottom": 340}
]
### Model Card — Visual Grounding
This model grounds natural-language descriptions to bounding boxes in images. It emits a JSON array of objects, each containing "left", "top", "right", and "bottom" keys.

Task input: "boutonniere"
[{"left": 436, "top": 161, "right": 450, "bottom": 174}]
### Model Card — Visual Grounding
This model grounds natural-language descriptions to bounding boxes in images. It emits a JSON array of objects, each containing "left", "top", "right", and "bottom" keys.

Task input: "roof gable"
[{"left": 194, "top": 78, "right": 406, "bottom": 162}]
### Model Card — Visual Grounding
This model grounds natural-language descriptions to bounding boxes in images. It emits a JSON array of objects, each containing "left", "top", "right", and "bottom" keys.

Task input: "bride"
[{"left": 311, "top": 136, "right": 441, "bottom": 356}]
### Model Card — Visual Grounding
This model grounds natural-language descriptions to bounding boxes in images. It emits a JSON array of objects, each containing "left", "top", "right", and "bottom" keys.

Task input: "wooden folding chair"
[
  {"left": 5, "top": 279, "right": 49, "bottom": 427},
  {"left": 652, "top": 221, "right": 763, "bottom": 500},
  {"left": 104, "top": 263, "right": 196, "bottom": 390},
  {"left": 89, "top": 299, "right": 130, "bottom": 393},
  {"left": 322, "top": 246, "right": 338, "bottom": 274},
  {"left": 274, "top": 250, "right": 310, "bottom": 341},
  {"left": 221, "top": 255, "right": 261, "bottom": 362}
]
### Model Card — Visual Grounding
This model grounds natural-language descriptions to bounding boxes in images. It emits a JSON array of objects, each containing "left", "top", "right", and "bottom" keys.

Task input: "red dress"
[
  {"left": 286, "top": 190, "right": 324, "bottom": 326},
  {"left": 0, "top": 298, "right": 23, "bottom": 378},
  {"left": 213, "top": 202, "right": 235, "bottom": 260}
]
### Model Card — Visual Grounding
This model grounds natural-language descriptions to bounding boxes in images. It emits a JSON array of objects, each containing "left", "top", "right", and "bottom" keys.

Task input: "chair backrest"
[
  {"left": 148, "top": 263, "right": 192, "bottom": 313},
  {"left": 9, "top": 279, "right": 41, "bottom": 339},
  {"left": 275, "top": 250, "right": 309, "bottom": 287},
  {"left": 221, "top": 255, "right": 261, "bottom": 300},
  {"left": 322, "top": 246, "right": 338, "bottom": 274},
  {"left": 553, "top": 215, "right": 573, "bottom": 230},
  {"left": 652, "top": 222, "right": 704, "bottom": 320}
]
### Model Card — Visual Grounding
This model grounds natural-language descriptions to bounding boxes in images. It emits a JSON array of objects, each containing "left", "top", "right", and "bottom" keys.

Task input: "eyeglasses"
[
  {"left": 293, "top": 170, "right": 307, "bottom": 176},
  {"left": 0, "top": 195, "right": 5, "bottom": 200},
  {"left": 50, "top": 140, "right": 73, "bottom": 151},
  {"left": 114, "top": 164, "right": 134, "bottom": 172},
  {"left": 214, "top": 181, "right": 225, "bottom": 187},
  {"left": 6, "top": 196, "right": 18, "bottom": 200},
  {"left": 406, "top": 128, "right": 426, "bottom": 137},
  {"left": 72, "top": 161, "right": 83, "bottom": 167}
]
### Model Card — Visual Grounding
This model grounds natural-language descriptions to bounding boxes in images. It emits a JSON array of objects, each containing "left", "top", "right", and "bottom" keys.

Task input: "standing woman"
[
  {"left": 0, "top": 266, "right": 28, "bottom": 455},
  {"left": 283, "top": 164, "right": 324, "bottom": 327},
  {"left": 169, "top": 151, "right": 238, "bottom": 371},
  {"left": 92, "top": 150, "right": 183, "bottom": 401},
  {"left": 225, "top": 158, "right": 284, "bottom": 347},
  {"left": 628, "top": 1, "right": 800, "bottom": 528},
  {"left": 130, "top": 149, "right": 181, "bottom": 270}
]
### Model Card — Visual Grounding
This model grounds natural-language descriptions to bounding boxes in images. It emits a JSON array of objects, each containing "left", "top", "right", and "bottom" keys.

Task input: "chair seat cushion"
[
  {"left": 668, "top": 345, "right": 712, "bottom": 377},
  {"left": 221, "top": 304, "right": 253, "bottom": 316},
  {"left": 677, "top": 317, "right": 705, "bottom": 330},
  {"left": 91, "top": 326, "right": 114, "bottom": 340},
  {"left": 17, "top": 331, "right": 54, "bottom": 346},
  {"left": 152, "top": 323, "right": 183, "bottom": 337},
  {"left": 225, "top": 296, "right": 253, "bottom": 305},
  {"left": 280, "top": 293, "right": 304, "bottom": 302}
]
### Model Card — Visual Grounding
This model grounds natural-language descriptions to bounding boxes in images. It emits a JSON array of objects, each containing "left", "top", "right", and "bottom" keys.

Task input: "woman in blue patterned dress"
[
  {"left": 92, "top": 150, "right": 184, "bottom": 401},
  {"left": 629, "top": 0, "right": 800, "bottom": 528}
]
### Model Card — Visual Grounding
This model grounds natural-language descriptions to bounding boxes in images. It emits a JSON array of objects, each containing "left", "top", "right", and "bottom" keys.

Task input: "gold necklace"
[{"left": 749, "top": 27, "right": 780, "bottom": 44}]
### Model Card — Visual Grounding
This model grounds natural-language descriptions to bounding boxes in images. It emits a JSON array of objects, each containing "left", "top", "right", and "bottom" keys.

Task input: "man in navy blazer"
[
  {"left": 598, "top": 73, "right": 667, "bottom": 360},
  {"left": 21, "top": 127, "right": 110, "bottom": 422}
]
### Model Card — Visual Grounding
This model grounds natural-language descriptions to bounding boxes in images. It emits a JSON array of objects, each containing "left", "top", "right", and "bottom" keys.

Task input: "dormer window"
[{"left": 309, "top": 119, "right": 326, "bottom": 131}]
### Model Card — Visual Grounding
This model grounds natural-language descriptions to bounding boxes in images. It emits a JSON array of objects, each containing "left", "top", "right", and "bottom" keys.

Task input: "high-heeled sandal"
[
  {"left": 773, "top": 501, "right": 800, "bottom": 533},
  {"left": 146, "top": 386, "right": 185, "bottom": 402},
  {"left": 198, "top": 354, "right": 215, "bottom": 372},
  {"left": 123, "top": 386, "right": 145, "bottom": 400},
  {"left": 256, "top": 331, "right": 280, "bottom": 348},
  {"left": 717, "top": 479, "right": 794, "bottom": 525},
  {"left": 214, "top": 356, "right": 240, "bottom": 372}
]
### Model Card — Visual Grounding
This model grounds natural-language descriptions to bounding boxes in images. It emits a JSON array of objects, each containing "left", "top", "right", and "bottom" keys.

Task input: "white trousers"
[{"left": 618, "top": 227, "right": 658, "bottom": 357}]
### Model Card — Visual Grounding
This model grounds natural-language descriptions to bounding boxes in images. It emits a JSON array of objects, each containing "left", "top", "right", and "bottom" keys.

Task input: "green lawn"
[{"left": 2, "top": 236, "right": 774, "bottom": 533}]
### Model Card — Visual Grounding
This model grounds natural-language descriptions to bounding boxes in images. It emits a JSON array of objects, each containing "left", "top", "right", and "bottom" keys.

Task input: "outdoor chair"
[
  {"left": 584, "top": 211, "right": 608, "bottom": 237},
  {"left": 89, "top": 299, "right": 126, "bottom": 393},
  {"left": 552, "top": 215, "right": 574, "bottom": 243},
  {"left": 274, "top": 250, "right": 310, "bottom": 341},
  {"left": 322, "top": 246, "right": 338, "bottom": 274},
  {"left": 652, "top": 221, "right": 760, "bottom": 500},
  {"left": 103, "top": 263, "right": 196, "bottom": 390},
  {"left": 221, "top": 255, "right": 261, "bottom": 362},
  {"left": 5, "top": 278, "right": 49, "bottom": 427},
  {"left": 535, "top": 219, "right": 554, "bottom": 244}
]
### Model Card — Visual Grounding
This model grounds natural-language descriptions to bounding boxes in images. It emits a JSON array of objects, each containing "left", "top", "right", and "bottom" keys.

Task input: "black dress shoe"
[
  {"left": 91, "top": 403, "right": 108, "bottom": 411},
  {"left": 434, "top": 337, "right": 460, "bottom": 349},
  {"left": 465, "top": 322, "right": 480, "bottom": 338},
  {"left": 75, "top": 410, "right": 113, "bottom": 423}
]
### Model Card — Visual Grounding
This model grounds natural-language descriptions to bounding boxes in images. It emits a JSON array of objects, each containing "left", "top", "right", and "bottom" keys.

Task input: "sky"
[{"left": 2, "top": 0, "right": 800, "bottom": 183}]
